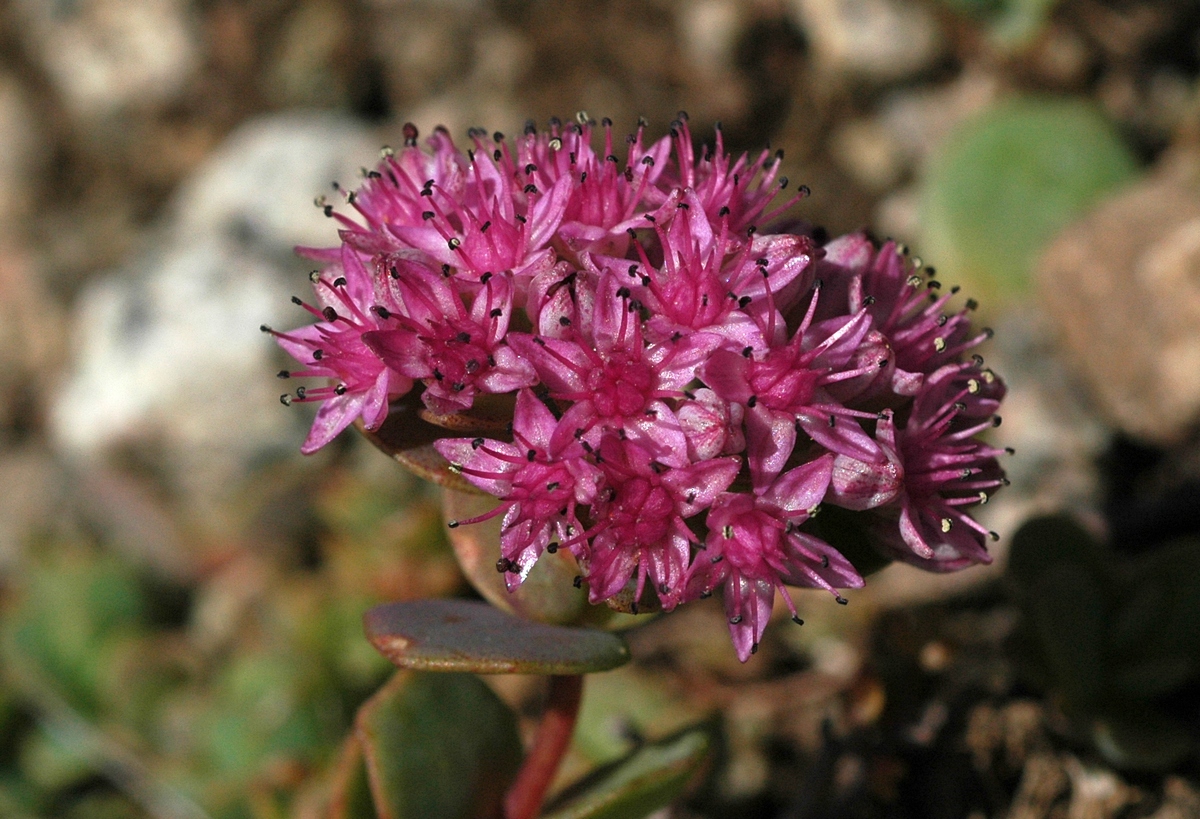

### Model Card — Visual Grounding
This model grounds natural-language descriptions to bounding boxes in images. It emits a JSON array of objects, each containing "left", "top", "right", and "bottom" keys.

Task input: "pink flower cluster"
[{"left": 270, "top": 114, "right": 1008, "bottom": 661}]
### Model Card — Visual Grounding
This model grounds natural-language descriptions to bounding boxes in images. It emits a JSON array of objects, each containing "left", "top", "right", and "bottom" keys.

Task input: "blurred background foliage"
[{"left": 1, "top": 0, "right": 1200, "bottom": 817}]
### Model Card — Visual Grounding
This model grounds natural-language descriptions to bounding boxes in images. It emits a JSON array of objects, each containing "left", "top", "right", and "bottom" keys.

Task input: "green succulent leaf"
[
  {"left": 1119, "top": 538, "right": 1200, "bottom": 670},
  {"left": 364, "top": 599, "right": 631, "bottom": 675},
  {"left": 920, "top": 98, "right": 1137, "bottom": 306},
  {"left": 1091, "top": 706, "right": 1194, "bottom": 772},
  {"left": 355, "top": 670, "right": 522, "bottom": 819},
  {"left": 327, "top": 735, "right": 379, "bottom": 819},
  {"left": 1007, "top": 515, "right": 1109, "bottom": 590},
  {"left": 1029, "top": 563, "right": 1107, "bottom": 710},
  {"left": 541, "top": 725, "right": 713, "bottom": 819}
]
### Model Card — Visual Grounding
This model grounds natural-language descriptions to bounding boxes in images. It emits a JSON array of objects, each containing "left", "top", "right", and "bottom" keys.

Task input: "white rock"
[
  {"left": 12, "top": 0, "right": 198, "bottom": 119},
  {"left": 0, "top": 74, "right": 41, "bottom": 227},
  {"left": 789, "top": 0, "right": 943, "bottom": 82},
  {"left": 52, "top": 114, "right": 381, "bottom": 513},
  {"left": 171, "top": 113, "right": 379, "bottom": 253}
]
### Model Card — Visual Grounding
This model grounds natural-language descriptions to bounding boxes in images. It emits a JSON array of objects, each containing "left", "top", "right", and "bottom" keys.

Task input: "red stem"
[{"left": 504, "top": 674, "right": 584, "bottom": 819}]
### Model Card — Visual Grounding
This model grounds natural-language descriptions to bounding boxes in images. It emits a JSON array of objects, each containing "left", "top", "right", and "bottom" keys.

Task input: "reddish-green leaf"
[
  {"left": 355, "top": 670, "right": 522, "bottom": 819},
  {"left": 541, "top": 725, "right": 713, "bottom": 819},
  {"left": 364, "top": 599, "right": 630, "bottom": 675}
]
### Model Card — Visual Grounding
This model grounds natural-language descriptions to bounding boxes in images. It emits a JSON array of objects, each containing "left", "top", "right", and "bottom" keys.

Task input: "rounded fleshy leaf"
[
  {"left": 921, "top": 97, "right": 1137, "bottom": 306},
  {"left": 540, "top": 725, "right": 713, "bottom": 819},
  {"left": 442, "top": 488, "right": 599, "bottom": 625},
  {"left": 355, "top": 670, "right": 522, "bottom": 819},
  {"left": 364, "top": 599, "right": 631, "bottom": 675},
  {"left": 327, "top": 735, "right": 378, "bottom": 819},
  {"left": 1092, "top": 706, "right": 1193, "bottom": 773},
  {"left": 356, "top": 399, "right": 490, "bottom": 494}
]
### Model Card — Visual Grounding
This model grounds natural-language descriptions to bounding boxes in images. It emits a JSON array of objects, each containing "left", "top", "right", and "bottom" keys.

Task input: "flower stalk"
[{"left": 504, "top": 674, "right": 584, "bottom": 819}]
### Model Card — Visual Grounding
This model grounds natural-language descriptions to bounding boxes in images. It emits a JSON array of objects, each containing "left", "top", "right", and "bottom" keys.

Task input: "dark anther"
[
  {"left": 374, "top": 306, "right": 391, "bottom": 319},
  {"left": 471, "top": 437, "right": 484, "bottom": 449},
  {"left": 480, "top": 220, "right": 491, "bottom": 233},
  {"left": 402, "top": 122, "right": 421, "bottom": 143},
  {"left": 489, "top": 308, "right": 502, "bottom": 318},
  {"left": 729, "top": 615, "right": 743, "bottom": 624},
  {"left": 779, "top": 176, "right": 788, "bottom": 189},
  {"left": 391, "top": 266, "right": 401, "bottom": 279},
  {"left": 751, "top": 643, "right": 759, "bottom": 655},
  {"left": 495, "top": 557, "right": 510, "bottom": 572},
  {"left": 448, "top": 237, "right": 461, "bottom": 250},
  {"left": 322, "top": 306, "right": 338, "bottom": 322},
  {"left": 333, "top": 277, "right": 347, "bottom": 287},
  {"left": 527, "top": 449, "right": 537, "bottom": 461},
  {"left": 677, "top": 201, "right": 689, "bottom": 210},
  {"left": 836, "top": 596, "right": 848, "bottom": 605},
  {"left": 573, "top": 575, "right": 583, "bottom": 588},
  {"left": 312, "top": 350, "right": 324, "bottom": 360},
  {"left": 493, "top": 150, "right": 502, "bottom": 161},
  {"left": 295, "top": 386, "right": 307, "bottom": 399},
  {"left": 718, "top": 206, "right": 730, "bottom": 216},
  {"left": 741, "top": 346, "right": 753, "bottom": 358},
  {"left": 616, "top": 286, "right": 631, "bottom": 299},
  {"left": 291, "top": 295, "right": 304, "bottom": 305},
  {"left": 792, "top": 615, "right": 804, "bottom": 625},
  {"left": 456, "top": 331, "right": 471, "bottom": 343},
  {"left": 279, "top": 394, "right": 292, "bottom": 406},
  {"left": 451, "top": 382, "right": 465, "bottom": 392},
  {"left": 992, "top": 416, "right": 1002, "bottom": 427},
  {"left": 335, "top": 384, "right": 347, "bottom": 395},
  {"left": 277, "top": 370, "right": 290, "bottom": 379},
  {"left": 747, "top": 225, "right": 757, "bottom": 236},
  {"left": 524, "top": 163, "right": 537, "bottom": 174},
  {"left": 559, "top": 316, "right": 571, "bottom": 326},
  {"left": 829, "top": 415, "right": 837, "bottom": 427},
  {"left": 738, "top": 295, "right": 752, "bottom": 308},
  {"left": 747, "top": 395, "right": 757, "bottom": 408},
  {"left": 579, "top": 172, "right": 587, "bottom": 183},
  {"left": 671, "top": 332, "right": 682, "bottom": 343},
  {"left": 966, "top": 298, "right": 978, "bottom": 311},
  {"left": 630, "top": 602, "right": 639, "bottom": 615},
  {"left": 493, "top": 131, "right": 504, "bottom": 142},
  {"left": 864, "top": 295, "right": 876, "bottom": 305},
  {"left": 798, "top": 184, "right": 811, "bottom": 197},
  {"left": 442, "top": 264, "right": 452, "bottom": 276},
  {"left": 547, "top": 542, "right": 559, "bottom": 554},
  {"left": 433, "top": 369, "right": 444, "bottom": 381},
  {"left": 524, "top": 184, "right": 538, "bottom": 194},
  {"left": 480, "top": 271, "right": 493, "bottom": 284},
  {"left": 323, "top": 205, "right": 333, "bottom": 217},
  {"left": 525, "top": 120, "right": 537, "bottom": 135}
]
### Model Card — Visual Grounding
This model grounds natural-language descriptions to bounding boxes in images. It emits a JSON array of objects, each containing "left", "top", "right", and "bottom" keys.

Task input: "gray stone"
[
  {"left": 11, "top": 0, "right": 199, "bottom": 119},
  {"left": 788, "top": 0, "right": 943, "bottom": 83},
  {"left": 1037, "top": 149, "right": 1200, "bottom": 445},
  {"left": 51, "top": 114, "right": 381, "bottom": 518}
]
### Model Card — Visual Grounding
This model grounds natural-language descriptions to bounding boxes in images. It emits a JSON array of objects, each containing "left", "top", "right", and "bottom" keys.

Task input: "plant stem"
[{"left": 504, "top": 674, "right": 584, "bottom": 819}]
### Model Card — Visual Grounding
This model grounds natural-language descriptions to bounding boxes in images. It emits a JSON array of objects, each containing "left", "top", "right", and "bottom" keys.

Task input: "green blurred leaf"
[
  {"left": 542, "top": 725, "right": 712, "bottom": 819},
  {"left": 1091, "top": 706, "right": 1193, "bottom": 772},
  {"left": 920, "top": 98, "right": 1137, "bottom": 306},
  {"left": 355, "top": 671, "right": 522, "bottom": 819},
  {"left": 1111, "top": 656, "right": 1197, "bottom": 700},
  {"left": 1007, "top": 515, "right": 1109, "bottom": 590},
  {"left": 364, "top": 600, "right": 630, "bottom": 675},
  {"left": 442, "top": 489, "right": 594, "bottom": 626},
  {"left": 327, "top": 735, "right": 378, "bottom": 819},
  {"left": 1029, "top": 564, "right": 1107, "bottom": 711}
]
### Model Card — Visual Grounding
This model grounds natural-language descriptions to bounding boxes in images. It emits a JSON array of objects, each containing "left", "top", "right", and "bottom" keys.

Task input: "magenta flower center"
[
  {"left": 587, "top": 351, "right": 655, "bottom": 419},
  {"left": 607, "top": 476, "right": 674, "bottom": 546}
]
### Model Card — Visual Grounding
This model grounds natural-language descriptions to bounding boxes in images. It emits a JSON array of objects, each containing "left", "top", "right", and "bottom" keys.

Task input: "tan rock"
[{"left": 1036, "top": 150, "right": 1200, "bottom": 445}]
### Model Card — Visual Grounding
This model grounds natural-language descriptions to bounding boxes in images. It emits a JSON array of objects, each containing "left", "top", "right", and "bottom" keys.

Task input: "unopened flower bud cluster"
[{"left": 271, "top": 114, "right": 1008, "bottom": 661}]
